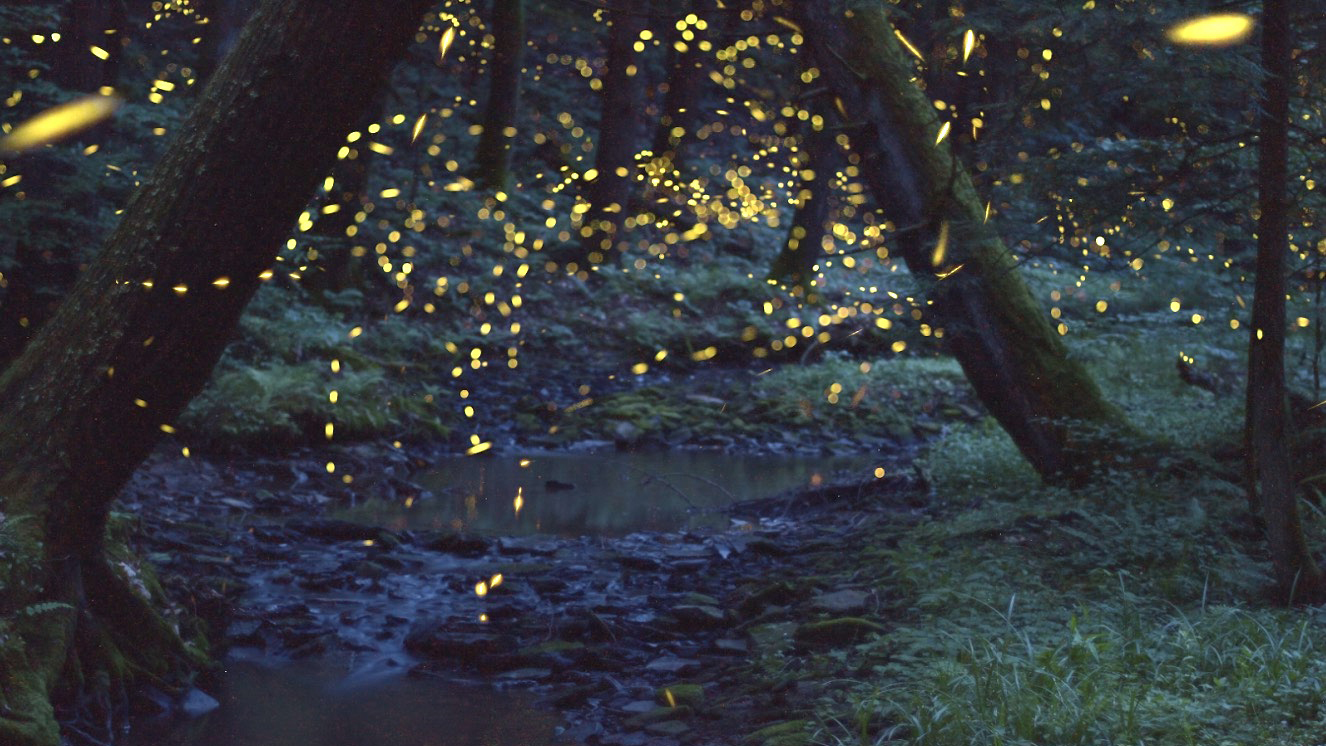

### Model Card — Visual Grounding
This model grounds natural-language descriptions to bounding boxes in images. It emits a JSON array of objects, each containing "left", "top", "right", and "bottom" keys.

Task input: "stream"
[{"left": 121, "top": 449, "right": 881, "bottom": 746}]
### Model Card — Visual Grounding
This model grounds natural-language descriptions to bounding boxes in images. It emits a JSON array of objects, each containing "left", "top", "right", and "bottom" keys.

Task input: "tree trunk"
[
  {"left": 0, "top": 1, "right": 431, "bottom": 743},
  {"left": 792, "top": 0, "right": 1128, "bottom": 480},
  {"left": 195, "top": 0, "right": 260, "bottom": 81},
  {"left": 768, "top": 107, "right": 844, "bottom": 299},
  {"left": 51, "top": 0, "right": 125, "bottom": 92},
  {"left": 650, "top": 0, "right": 708, "bottom": 171},
  {"left": 565, "top": 0, "right": 646, "bottom": 271},
  {"left": 1246, "top": 0, "right": 1325, "bottom": 604},
  {"left": 474, "top": 0, "right": 526, "bottom": 193}
]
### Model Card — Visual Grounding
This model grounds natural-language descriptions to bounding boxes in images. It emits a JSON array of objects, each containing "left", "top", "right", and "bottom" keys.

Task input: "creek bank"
[{"left": 116, "top": 443, "right": 935, "bottom": 746}]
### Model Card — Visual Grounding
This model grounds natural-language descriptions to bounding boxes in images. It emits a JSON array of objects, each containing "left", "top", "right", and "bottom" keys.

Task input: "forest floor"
[
  {"left": 105, "top": 245, "right": 1326, "bottom": 746},
  {"left": 112, "top": 308, "right": 1326, "bottom": 746}
]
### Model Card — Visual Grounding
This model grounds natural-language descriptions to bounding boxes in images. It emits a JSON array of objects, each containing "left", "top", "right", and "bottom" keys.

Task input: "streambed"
[{"left": 115, "top": 446, "right": 912, "bottom": 746}]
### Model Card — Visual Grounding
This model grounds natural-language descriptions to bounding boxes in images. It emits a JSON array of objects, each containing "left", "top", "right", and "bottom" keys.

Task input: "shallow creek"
[
  {"left": 336, "top": 450, "right": 877, "bottom": 536},
  {"left": 125, "top": 449, "right": 879, "bottom": 746}
]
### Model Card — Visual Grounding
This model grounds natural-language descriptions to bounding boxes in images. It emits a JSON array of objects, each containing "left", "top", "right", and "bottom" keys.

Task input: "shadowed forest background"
[{"left": 2, "top": 0, "right": 1326, "bottom": 745}]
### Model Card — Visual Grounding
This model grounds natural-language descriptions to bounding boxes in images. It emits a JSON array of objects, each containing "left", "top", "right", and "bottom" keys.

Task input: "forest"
[{"left": 1, "top": 0, "right": 1325, "bottom": 744}]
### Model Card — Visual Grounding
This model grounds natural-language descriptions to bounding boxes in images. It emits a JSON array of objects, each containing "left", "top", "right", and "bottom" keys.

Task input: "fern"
[{"left": 14, "top": 601, "right": 72, "bottom": 619}]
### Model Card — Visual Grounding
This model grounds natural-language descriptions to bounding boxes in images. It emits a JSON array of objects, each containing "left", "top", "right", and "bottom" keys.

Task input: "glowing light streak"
[
  {"left": 934, "top": 120, "right": 951, "bottom": 145},
  {"left": 931, "top": 221, "right": 949, "bottom": 267},
  {"left": 466, "top": 441, "right": 493, "bottom": 455},
  {"left": 1165, "top": 13, "right": 1254, "bottom": 47},
  {"left": 894, "top": 29, "right": 923, "bottom": 61},
  {"left": 412, "top": 113, "right": 427, "bottom": 143},
  {"left": 439, "top": 25, "right": 457, "bottom": 60},
  {"left": 962, "top": 29, "right": 976, "bottom": 64},
  {"left": 935, "top": 263, "right": 965, "bottom": 280},
  {"left": 0, "top": 93, "right": 123, "bottom": 154}
]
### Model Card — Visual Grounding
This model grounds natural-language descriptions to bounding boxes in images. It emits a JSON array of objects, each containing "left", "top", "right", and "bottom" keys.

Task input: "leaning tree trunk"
[
  {"left": 0, "top": 1, "right": 431, "bottom": 743},
  {"left": 474, "top": 0, "right": 526, "bottom": 192},
  {"left": 792, "top": 0, "right": 1129, "bottom": 480},
  {"left": 1246, "top": 0, "right": 1325, "bottom": 604}
]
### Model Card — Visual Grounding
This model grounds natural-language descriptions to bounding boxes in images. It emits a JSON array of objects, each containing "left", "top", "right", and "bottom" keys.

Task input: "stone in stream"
[
  {"left": 643, "top": 656, "right": 701, "bottom": 675},
  {"left": 668, "top": 604, "right": 726, "bottom": 631},
  {"left": 793, "top": 617, "right": 886, "bottom": 649},
  {"left": 811, "top": 588, "right": 870, "bottom": 615},
  {"left": 403, "top": 617, "right": 516, "bottom": 666},
  {"left": 412, "top": 530, "right": 491, "bottom": 557},
  {"left": 179, "top": 688, "right": 220, "bottom": 717}
]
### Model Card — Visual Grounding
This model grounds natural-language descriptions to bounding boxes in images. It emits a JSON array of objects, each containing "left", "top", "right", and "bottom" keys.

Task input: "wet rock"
[
  {"left": 617, "top": 553, "right": 662, "bottom": 571},
  {"left": 494, "top": 667, "right": 553, "bottom": 683},
  {"left": 669, "top": 604, "right": 726, "bottom": 631},
  {"left": 644, "top": 719, "right": 690, "bottom": 737},
  {"left": 549, "top": 682, "right": 605, "bottom": 708},
  {"left": 712, "top": 638, "right": 748, "bottom": 655},
  {"left": 626, "top": 705, "right": 692, "bottom": 728},
  {"left": 793, "top": 617, "right": 886, "bottom": 649},
  {"left": 412, "top": 530, "right": 490, "bottom": 557},
  {"left": 287, "top": 518, "right": 386, "bottom": 543},
  {"left": 620, "top": 699, "right": 660, "bottom": 714},
  {"left": 644, "top": 656, "right": 701, "bottom": 675},
  {"left": 179, "top": 688, "right": 220, "bottom": 717},
  {"left": 558, "top": 720, "right": 605, "bottom": 743},
  {"left": 497, "top": 536, "right": 563, "bottom": 556},
  {"left": 403, "top": 617, "right": 515, "bottom": 666},
  {"left": 811, "top": 589, "right": 870, "bottom": 615}
]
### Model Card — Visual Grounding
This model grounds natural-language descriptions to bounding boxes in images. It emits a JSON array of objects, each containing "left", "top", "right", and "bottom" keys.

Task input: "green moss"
[
  {"left": 746, "top": 720, "right": 813, "bottom": 746},
  {"left": 794, "top": 617, "right": 887, "bottom": 649},
  {"left": 657, "top": 683, "right": 704, "bottom": 708}
]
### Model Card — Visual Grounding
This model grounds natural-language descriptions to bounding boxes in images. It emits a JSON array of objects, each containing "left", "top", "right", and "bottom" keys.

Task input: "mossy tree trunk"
[
  {"left": 1245, "top": 0, "right": 1325, "bottom": 604},
  {"left": 474, "top": 0, "right": 526, "bottom": 193},
  {"left": 0, "top": 1, "right": 431, "bottom": 743},
  {"left": 791, "top": 0, "right": 1128, "bottom": 480}
]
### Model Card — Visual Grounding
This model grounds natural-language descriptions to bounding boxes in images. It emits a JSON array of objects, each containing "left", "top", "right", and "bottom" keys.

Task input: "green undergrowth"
[
  {"left": 544, "top": 354, "right": 969, "bottom": 449},
  {"left": 813, "top": 419, "right": 1326, "bottom": 746}
]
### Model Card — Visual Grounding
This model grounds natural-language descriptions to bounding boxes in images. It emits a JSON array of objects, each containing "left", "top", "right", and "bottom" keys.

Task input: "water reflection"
[
  {"left": 123, "top": 658, "right": 557, "bottom": 746},
  {"left": 336, "top": 450, "right": 875, "bottom": 536}
]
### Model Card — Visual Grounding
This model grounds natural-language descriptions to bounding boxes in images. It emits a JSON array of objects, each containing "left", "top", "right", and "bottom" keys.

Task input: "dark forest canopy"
[{"left": 2, "top": 0, "right": 1326, "bottom": 744}]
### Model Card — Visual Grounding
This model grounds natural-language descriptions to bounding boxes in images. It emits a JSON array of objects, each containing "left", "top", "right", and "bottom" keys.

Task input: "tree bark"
[
  {"left": 565, "top": 0, "right": 646, "bottom": 270},
  {"left": 650, "top": 0, "right": 709, "bottom": 172},
  {"left": 768, "top": 108, "right": 844, "bottom": 299},
  {"left": 475, "top": 0, "right": 526, "bottom": 193},
  {"left": 0, "top": 1, "right": 431, "bottom": 743},
  {"left": 51, "top": 0, "right": 125, "bottom": 92},
  {"left": 1246, "top": 0, "right": 1325, "bottom": 604},
  {"left": 792, "top": 0, "right": 1128, "bottom": 480}
]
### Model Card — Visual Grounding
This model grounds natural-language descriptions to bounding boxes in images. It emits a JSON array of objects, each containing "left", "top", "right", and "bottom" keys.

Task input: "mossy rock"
[
  {"left": 657, "top": 682, "right": 704, "bottom": 708},
  {"left": 793, "top": 617, "right": 886, "bottom": 649},
  {"left": 746, "top": 719, "right": 813, "bottom": 746},
  {"left": 625, "top": 704, "right": 693, "bottom": 727}
]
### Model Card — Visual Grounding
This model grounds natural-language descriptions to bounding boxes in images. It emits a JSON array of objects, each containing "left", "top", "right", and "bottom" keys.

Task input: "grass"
[{"left": 808, "top": 316, "right": 1326, "bottom": 745}]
